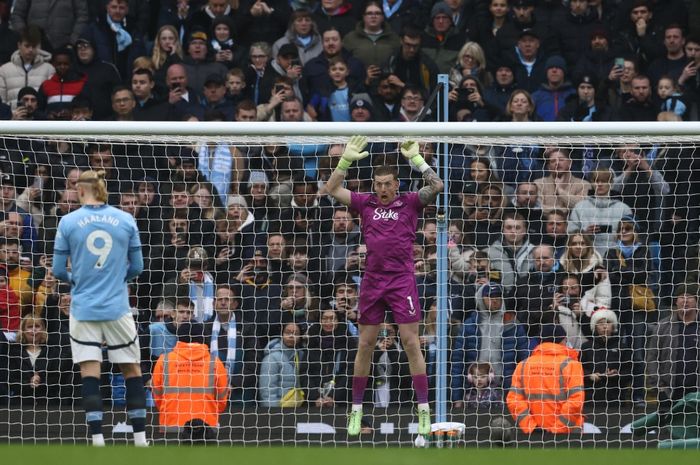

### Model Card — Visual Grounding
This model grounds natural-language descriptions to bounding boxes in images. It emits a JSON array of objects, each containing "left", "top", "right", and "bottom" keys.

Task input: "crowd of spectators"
[{"left": 0, "top": 0, "right": 699, "bottom": 424}]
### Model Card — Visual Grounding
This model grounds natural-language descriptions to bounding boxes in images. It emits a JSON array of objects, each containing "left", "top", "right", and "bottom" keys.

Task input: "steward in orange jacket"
[
  {"left": 507, "top": 324, "right": 584, "bottom": 435},
  {"left": 152, "top": 323, "right": 229, "bottom": 428}
]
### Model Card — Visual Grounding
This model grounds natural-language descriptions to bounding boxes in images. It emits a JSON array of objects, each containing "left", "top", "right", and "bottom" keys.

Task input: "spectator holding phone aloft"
[{"left": 568, "top": 169, "right": 632, "bottom": 255}]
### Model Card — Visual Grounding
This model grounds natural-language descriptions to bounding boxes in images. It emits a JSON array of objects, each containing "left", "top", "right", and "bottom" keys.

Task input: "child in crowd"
[
  {"left": 306, "top": 57, "right": 361, "bottom": 122},
  {"left": 465, "top": 362, "right": 502, "bottom": 408},
  {"left": 657, "top": 76, "right": 687, "bottom": 119},
  {"left": 226, "top": 68, "right": 246, "bottom": 106}
]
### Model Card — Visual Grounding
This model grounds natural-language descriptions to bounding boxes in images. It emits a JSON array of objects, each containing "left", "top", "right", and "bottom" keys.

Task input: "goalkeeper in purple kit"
[{"left": 323, "top": 136, "right": 444, "bottom": 436}]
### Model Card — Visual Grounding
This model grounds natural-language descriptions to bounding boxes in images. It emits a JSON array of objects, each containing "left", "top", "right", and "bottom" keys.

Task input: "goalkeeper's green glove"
[
  {"left": 400, "top": 140, "right": 429, "bottom": 172},
  {"left": 337, "top": 135, "right": 369, "bottom": 171}
]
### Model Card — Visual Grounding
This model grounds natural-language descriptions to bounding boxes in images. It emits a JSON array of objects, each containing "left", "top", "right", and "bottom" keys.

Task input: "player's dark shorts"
[{"left": 358, "top": 272, "right": 421, "bottom": 325}]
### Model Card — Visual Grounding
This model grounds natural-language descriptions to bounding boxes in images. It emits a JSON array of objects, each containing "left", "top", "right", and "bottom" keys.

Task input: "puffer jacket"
[
  {"left": 451, "top": 283, "right": 530, "bottom": 400},
  {"left": 258, "top": 337, "right": 304, "bottom": 407},
  {"left": 0, "top": 50, "right": 54, "bottom": 110},
  {"left": 487, "top": 238, "right": 535, "bottom": 292},
  {"left": 10, "top": 0, "right": 89, "bottom": 50}
]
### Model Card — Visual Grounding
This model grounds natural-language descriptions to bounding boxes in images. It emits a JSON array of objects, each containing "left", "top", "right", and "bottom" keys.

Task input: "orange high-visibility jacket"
[
  {"left": 152, "top": 341, "right": 229, "bottom": 427},
  {"left": 506, "top": 342, "right": 584, "bottom": 434}
]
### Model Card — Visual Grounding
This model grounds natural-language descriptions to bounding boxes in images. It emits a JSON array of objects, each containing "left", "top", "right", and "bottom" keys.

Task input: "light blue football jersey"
[{"left": 54, "top": 204, "right": 142, "bottom": 321}]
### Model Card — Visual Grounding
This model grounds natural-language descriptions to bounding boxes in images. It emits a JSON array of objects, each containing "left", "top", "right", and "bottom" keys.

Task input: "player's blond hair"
[{"left": 77, "top": 170, "right": 109, "bottom": 203}]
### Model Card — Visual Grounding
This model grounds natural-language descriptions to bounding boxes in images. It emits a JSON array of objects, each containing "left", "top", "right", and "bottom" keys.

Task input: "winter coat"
[
  {"left": 258, "top": 338, "right": 304, "bottom": 407},
  {"left": 501, "top": 48, "right": 549, "bottom": 94},
  {"left": 80, "top": 13, "right": 146, "bottom": 81},
  {"left": 312, "top": 5, "right": 357, "bottom": 37},
  {"left": 38, "top": 69, "right": 87, "bottom": 115},
  {"left": 515, "top": 270, "right": 558, "bottom": 336},
  {"left": 74, "top": 36, "right": 121, "bottom": 120},
  {"left": 236, "top": 0, "right": 291, "bottom": 47},
  {"left": 272, "top": 27, "right": 323, "bottom": 67},
  {"left": 646, "top": 312, "right": 700, "bottom": 399},
  {"left": 556, "top": 98, "right": 612, "bottom": 122},
  {"left": 7, "top": 343, "right": 62, "bottom": 401},
  {"left": 0, "top": 50, "right": 55, "bottom": 110},
  {"left": 532, "top": 82, "right": 576, "bottom": 122},
  {"left": 568, "top": 196, "right": 633, "bottom": 255},
  {"left": 420, "top": 26, "right": 467, "bottom": 74},
  {"left": 10, "top": 0, "right": 89, "bottom": 50},
  {"left": 551, "top": 10, "right": 601, "bottom": 68},
  {"left": 487, "top": 239, "right": 535, "bottom": 292},
  {"left": 451, "top": 285, "right": 529, "bottom": 400},
  {"left": 0, "top": 285, "right": 21, "bottom": 333},
  {"left": 342, "top": 23, "right": 400, "bottom": 69},
  {"left": 303, "top": 325, "right": 356, "bottom": 403},
  {"left": 605, "top": 244, "right": 654, "bottom": 318},
  {"left": 580, "top": 334, "right": 632, "bottom": 401},
  {"left": 303, "top": 49, "right": 366, "bottom": 94}
]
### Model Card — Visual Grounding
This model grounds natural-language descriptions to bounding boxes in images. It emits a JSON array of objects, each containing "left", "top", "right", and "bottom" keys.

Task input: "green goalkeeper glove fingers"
[
  {"left": 338, "top": 135, "right": 369, "bottom": 171},
  {"left": 400, "top": 140, "right": 428, "bottom": 171}
]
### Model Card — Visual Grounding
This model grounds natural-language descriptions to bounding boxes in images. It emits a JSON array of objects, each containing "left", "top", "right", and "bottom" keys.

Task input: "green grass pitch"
[{"left": 1, "top": 446, "right": 699, "bottom": 465}]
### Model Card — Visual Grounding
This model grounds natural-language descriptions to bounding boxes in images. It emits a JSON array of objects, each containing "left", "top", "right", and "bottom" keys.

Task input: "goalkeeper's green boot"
[
  {"left": 417, "top": 406, "right": 431, "bottom": 436},
  {"left": 347, "top": 408, "right": 363, "bottom": 436}
]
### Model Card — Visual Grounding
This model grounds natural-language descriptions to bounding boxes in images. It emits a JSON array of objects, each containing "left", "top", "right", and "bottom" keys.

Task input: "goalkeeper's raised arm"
[
  {"left": 323, "top": 135, "right": 370, "bottom": 206},
  {"left": 322, "top": 137, "right": 444, "bottom": 205},
  {"left": 399, "top": 140, "right": 444, "bottom": 204}
]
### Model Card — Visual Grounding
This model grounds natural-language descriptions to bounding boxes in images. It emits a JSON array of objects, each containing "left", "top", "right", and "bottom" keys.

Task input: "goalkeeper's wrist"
[
  {"left": 410, "top": 154, "right": 429, "bottom": 172},
  {"left": 337, "top": 157, "right": 353, "bottom": 171}
]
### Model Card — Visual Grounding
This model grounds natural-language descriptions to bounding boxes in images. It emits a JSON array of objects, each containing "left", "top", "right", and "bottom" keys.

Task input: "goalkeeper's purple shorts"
[{"left": 357, "top": 272, "right": 421, "bottom": 325}]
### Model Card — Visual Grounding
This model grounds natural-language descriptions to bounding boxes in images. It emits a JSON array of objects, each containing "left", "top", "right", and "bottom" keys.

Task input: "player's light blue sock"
[{"left": 82, "top": 377, "right": 103, "bottom": 435}]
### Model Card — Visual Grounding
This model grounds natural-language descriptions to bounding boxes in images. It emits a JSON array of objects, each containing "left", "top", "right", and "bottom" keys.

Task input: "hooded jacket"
[
  {"left": 0, "top": 49, "right": 55, "bottom": 110},
  {"left": 451, "top": 283, "right": 529, "bottom": 400},
  {"left": 532, "top": 81, "right": 576, "bottom": 121},
  {"left": 487, "top": 238, "right": 535, "bottom": 292},
  {"left": 258, "top": 337, "right": 303, "bottom": 407},
  {"left": 74, "top": 35, "right": 121, "bottom": 120},
  {"left": 507, "top": 342, "right": 584, "bottom": 434},
  {"left": 568, "top": 195, "right": 633, "bottom": 255},
  {"left": 152, "top": 341, "right": 229, "bottom": 427}
]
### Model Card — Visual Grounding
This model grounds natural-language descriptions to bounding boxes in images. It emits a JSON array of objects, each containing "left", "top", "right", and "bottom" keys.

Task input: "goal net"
[{"left": 0, "top": 121, "right": 699, "bottom": 447}]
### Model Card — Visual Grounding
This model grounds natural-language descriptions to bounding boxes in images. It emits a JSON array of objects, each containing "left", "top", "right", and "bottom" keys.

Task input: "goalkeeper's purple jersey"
[{"left": 350, "top": 191, "right": 423, "bottom": 274}]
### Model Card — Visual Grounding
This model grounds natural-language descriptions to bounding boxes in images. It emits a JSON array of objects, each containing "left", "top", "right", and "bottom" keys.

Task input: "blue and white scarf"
[
  {"left": 106, "top": 15, "right": 132, "bottom": 52},
  {"left": 383, "top": 0, "right": 403, "bottom": 18},
  {"left": 188, "top": 273, "right": 215, "bottom": 322},
  {"left": 210, "top": 315, "right": 237, "bottom": 373}
]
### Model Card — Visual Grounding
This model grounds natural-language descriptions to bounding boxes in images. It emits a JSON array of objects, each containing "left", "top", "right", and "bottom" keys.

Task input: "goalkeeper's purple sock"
[
  {"left": 412, "top": 373, "right": 429, "bottom": 405},
  {"left": 351, "top": 376, "right": 368, "bottom": 406}
]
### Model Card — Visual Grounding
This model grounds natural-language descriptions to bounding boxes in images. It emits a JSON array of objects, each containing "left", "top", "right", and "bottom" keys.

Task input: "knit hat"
[
  {"left": 674, "top": 283, "right": 700, "bottom": 299},
  {"left": 544, "top": 55, "right": 567, "bottom": 73},
  {"left": 589, "top": 306, "right": 618, "bottom": 333},
  {"left": 350, "top": 93, "right": 375, "bottom": 115},
  {"left": 278, "top": 43, "right": 299, "bottom": 58},
  {"left": 227, "top": 194, "right": 248, "bottom": 209},
  {"left": 188, "top": 29, "right": 208, "bottom": 44},
  {"left": 430, "top": 2, "right": 452, "bottom": 19},
  {"left": 512, "top": 0, "right": 535, "bottom": 7},
  {"left": 248, "top": 170, "right": 269, "bottom": 186},
  {"left": 575, "top": 73, "right": 599, "bottom": 89},
  {"left": 540, "top": 324, "right": 567, "bottom": 343},
  {"left": 17, "top": 86, "right": 39, "bottom": 101}
]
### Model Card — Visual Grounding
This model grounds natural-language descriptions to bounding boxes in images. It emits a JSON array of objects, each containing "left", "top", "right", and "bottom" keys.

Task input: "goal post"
[{"left": 0, "top": 120, "right": 699, "bottom": 447}]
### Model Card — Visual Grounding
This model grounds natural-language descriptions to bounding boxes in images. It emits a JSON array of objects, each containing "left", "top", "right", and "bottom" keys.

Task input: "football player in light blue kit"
[{"left": 53, "top": 170, "right": 147, "bottom": 447}]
